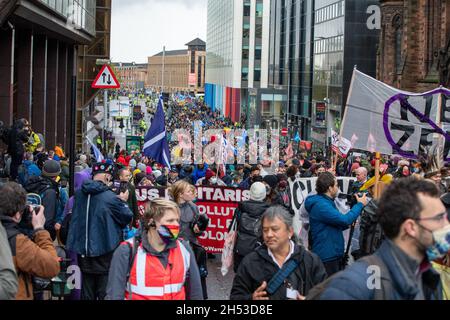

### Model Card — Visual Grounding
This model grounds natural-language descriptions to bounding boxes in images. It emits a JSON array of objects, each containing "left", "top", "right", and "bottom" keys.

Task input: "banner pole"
[{"left": 374, "top": 152, "right": 381, "bottom": 199}]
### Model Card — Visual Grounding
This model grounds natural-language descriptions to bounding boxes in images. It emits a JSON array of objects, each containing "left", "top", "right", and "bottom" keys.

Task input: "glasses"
[{"left": 415, "top": 212, "right": 448, "bottom": 223}]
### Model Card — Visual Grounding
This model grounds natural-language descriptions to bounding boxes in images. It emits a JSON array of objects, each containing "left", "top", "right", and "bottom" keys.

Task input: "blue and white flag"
[
  {"left": 86, "top": 137, "right": 104, "bottom": 162},
  {"left": 143, "top": 97, "right": 171, "bottom": 169},
  {"left": 294, "top": 131, "right": 301, "bottom": 143}
]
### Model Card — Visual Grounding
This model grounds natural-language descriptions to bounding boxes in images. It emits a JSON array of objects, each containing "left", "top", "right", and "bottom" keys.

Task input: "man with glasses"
[{"left": 314, "top": 177, "right": 449, "bottom": 300}]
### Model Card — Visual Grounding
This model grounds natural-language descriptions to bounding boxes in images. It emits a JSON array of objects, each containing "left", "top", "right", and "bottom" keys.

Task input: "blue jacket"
[
  {"left": 319, "top": 240, "right": 443, "bottom": 300},
  {"left": 66, "top": 180, "right": 133, "bottom": 257},
  {"left": 305, "top": 194, "right": 363, "bottom": 262},
  {"left": 24, "top": 160, "right": 41, "bottom": 178},
  {"left": 192, "top": 164, "right": 208, "bottom": 184}
]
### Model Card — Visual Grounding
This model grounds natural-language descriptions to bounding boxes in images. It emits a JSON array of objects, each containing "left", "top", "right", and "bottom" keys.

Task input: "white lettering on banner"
[
  {"left": 288, "top": 177, "right": 356, "bottom": 237},
  {"left": 197, "top": 204, "right": 236, "bottom": 217},
  {"left": 135, "top": 188, "right": 168, "bottom": 201},
  {"left": 197, "top": 187, "right": 250, "bottom": 202}
]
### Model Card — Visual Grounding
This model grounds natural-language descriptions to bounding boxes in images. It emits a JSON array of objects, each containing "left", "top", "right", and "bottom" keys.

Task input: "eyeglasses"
[{"left": 415, "top": 212, "right": 448, "bottom": 223}]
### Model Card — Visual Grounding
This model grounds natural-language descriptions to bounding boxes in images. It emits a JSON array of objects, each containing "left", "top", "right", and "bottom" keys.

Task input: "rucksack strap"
[{"left": 266, "top": 259, "right": 299, "bottom": 296}]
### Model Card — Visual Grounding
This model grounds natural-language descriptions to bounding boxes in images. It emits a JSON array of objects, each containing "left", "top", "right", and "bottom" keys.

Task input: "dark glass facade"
[
  {"left": 311, "top": 0, "right": 379, "bottom": 151},
  {"left": 267, "top": 0, "right": 314, "bottom": 139}
]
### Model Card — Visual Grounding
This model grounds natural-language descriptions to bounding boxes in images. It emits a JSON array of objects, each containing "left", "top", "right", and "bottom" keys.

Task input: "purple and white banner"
[{"left": 341, "top": 69, "right": 450, "bottom": 160}]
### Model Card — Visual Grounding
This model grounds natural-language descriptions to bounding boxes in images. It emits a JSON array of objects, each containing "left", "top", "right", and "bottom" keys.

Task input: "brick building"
[{"left": 377, "top": 0, "right": 450, "bottom": 91}]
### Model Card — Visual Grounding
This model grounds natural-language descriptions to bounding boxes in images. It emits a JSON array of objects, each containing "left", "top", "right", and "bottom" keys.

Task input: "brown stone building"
[
  {"left": 113, "top": 62, "right": 148, "bottom": 89},
  {"left": 377, "top": 0, "right": 450, "bottom": 91},
  {"left": 147, "top": 38, "right": 206, "bottom": 94}
]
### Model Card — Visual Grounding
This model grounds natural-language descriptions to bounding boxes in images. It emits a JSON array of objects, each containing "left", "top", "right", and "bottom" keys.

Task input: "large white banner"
[
  {"left": 288, "top": 177, "right": 356, "bottom": 246},
  {"left": 341, "top": 69, "right": 450, "bottom": 160}
]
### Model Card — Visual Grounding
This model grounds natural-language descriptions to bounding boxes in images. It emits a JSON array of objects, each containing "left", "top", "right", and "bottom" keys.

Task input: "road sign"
[
  {"left": 281, "top": 128, "right": 288, "bottom": 136},
  {"left": 92, "top": 65, "right": 120, "bottom": 89}
]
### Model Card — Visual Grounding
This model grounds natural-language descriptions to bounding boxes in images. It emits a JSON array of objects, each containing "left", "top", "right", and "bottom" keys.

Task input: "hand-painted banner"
[
  {"left": 340, "top": 69, "right": 450, "bottom": 160},
  {"left": 288, "top": 177, "right": 356, "bottom": 240},
  {"left": 136, "top": 186, "right": 250, "bottom": 253}
]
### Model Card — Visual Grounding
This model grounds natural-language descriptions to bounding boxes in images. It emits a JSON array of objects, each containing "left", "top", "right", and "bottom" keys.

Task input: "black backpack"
[
  {"left": 234, "top": 211, "right": 262, "bottom": 257},
  {"left": 356, "top": 200, "right": 385, "bottom": 258}
]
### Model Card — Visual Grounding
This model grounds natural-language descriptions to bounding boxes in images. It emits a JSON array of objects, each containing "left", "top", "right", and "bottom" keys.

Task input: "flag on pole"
[
  {"left": 294, "top": 131, "right": 301, "bottom": 143},
  {"left": 86, "top": 137, "right": 104, "bottom": 162},
  {"left": 143, "top": 97, "right": 171, "bottom": 169}
]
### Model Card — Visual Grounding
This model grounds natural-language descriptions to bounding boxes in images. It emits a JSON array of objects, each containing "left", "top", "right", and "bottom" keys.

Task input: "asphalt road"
[{"left": 205, "top": 255, "right": 235, "bottom": 300}]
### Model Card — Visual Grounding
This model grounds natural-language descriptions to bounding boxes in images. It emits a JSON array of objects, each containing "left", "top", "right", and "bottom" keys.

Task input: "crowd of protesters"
[{"left": 0, "top": 90, "right": 448, "bottom": 301}]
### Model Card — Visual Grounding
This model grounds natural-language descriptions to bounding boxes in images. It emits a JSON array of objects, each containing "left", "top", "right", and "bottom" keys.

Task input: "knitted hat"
[
  {"left": 129, "top": 159, "right": 137, "bottom": 169},
  {"left": 42, "top": 160, "right": 61, "bottom": 178},
  {"left": 263, "top": 175, "right": 279, "bottom": 189},
  {"left": 153, "top": 170, "right": 162, "bottom": 178},
  {"left": 92, "top": 162, "right": 114, "bottom": 177},
  {"left": 205, "top": 169, "right": 216, "bottom": 180},
  {"left": 137, "top": 163, "right": 147, "bottom": 173},
  {"left": 250, "top": 182, "right": 267, "bottom": 201}
]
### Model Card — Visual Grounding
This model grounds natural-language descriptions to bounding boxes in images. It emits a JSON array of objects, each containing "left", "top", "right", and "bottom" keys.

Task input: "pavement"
[{"left": 205, "top": 255, "right": 235, "bottom": 300}]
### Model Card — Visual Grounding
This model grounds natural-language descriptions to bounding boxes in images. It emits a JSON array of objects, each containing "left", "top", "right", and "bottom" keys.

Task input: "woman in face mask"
[{"left": 105, "top": 198, "right": 204, "bottom": 300}]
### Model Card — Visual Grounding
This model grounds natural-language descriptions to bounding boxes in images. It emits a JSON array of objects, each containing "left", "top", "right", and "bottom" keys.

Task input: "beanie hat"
[
  {"left": 135, "top": 172, "right": 147, "bottom": 185},
  {"left": 146, "top": 166, "right": 153, "bottom": 175},
  {"left": 137, "top": 163, "right": 147, "bottom": 173},
  {"left": 153, "top": 170, "right": 162, "bottom": 178},
  {"left": 42, "top": 160, "right": 61, "bottom": 177},
  {"left": 92, "top": 162, "right": 114, "bottom": 176},
  {"left": 129, "top": 159, "right": 137, "bottom": 169},
  {"left": 263, "top": 175, "right": 279, "bottom": 189},
  {"left": 205, "top": 169, "right": 216, "bottom": 180},
  {"left": 250, "top": 182, "right": 267, "bottom": 201}
]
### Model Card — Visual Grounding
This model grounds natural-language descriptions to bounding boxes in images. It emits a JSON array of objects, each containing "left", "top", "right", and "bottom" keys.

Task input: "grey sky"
[{"left": 111, "top": 0, "right": 207, "bottom": 63}]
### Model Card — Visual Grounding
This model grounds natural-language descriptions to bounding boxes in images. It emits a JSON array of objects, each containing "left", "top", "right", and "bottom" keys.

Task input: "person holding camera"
[
  {"left": 169, "top": 180, "right": 209, "bottom": 299},
  {"left": 305, "top": 172, "right": 367, "bottom": 277},
  {"left": 66, "top": 163, "right": 133, "bottom": 300},
  {"left": 0, "top": 182, "right": 60, "bottom": 300}
]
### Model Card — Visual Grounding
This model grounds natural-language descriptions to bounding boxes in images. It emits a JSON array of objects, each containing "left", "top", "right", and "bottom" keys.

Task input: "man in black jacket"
[
  {"left": 231, "top": 206, "right": 327, "bottom": 300},
  {"left": 25, "top": 160, "right": 65, "bottom": 240},
  {"left": 7, "top": 119, "right": 29, "bottom": 181},
  {"left": 233, "top": 182, "right": 270, "bottom": 272}
]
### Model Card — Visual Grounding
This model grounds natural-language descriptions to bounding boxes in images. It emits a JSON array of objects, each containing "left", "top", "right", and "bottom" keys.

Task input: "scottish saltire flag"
[
  {"left": 86, "top": 137, "right": 104, "bottom": 162},
  {"left": 143, "top": 97, "right": 171, "bottom": 169}
]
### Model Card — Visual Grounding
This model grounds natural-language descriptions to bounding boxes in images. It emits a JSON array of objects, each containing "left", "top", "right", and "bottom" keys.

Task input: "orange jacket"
[
  {"left": 55, "top": 146, "right": 65, "bottom": 158},
  {"left": 12, "top": 230, "right": 60, "bottom": 300}
]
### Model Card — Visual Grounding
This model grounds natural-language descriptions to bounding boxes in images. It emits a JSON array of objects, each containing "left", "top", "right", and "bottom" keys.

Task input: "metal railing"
[{"left": 38, "top": 0, "right": 96, "bottom": 36}]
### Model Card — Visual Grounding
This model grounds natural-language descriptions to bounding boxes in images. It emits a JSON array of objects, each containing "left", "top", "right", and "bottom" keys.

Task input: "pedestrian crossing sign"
[{"left": 92, "top": 65, "right": 120, "bottom": 89}]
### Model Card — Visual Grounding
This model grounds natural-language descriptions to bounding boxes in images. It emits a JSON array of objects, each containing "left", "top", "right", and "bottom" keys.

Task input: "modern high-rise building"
[
  {"left": 205, "top": 0, "right": 271, "bottom": 124},
  {"left": 310, "top": 0, "right": 379, "bottom": 150}
]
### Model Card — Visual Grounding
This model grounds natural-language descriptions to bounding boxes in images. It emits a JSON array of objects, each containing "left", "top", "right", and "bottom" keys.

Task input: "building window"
[
  {"left": 393, "top": 14, "right": 403, "bottom": 74},
  {"left": 244, "top": 3, "right": 251, "bottom": 16},
  {"left": 256, "top": 2, "right": 263, "bottom": 18}
]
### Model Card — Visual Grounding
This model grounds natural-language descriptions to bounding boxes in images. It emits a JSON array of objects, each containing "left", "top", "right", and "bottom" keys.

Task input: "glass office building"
[
  {"left": 267, "top": 0, "right": 314, "bottom": 139},
  {"left": 311, "top": 0, "right": 379, "bottom": 151}
]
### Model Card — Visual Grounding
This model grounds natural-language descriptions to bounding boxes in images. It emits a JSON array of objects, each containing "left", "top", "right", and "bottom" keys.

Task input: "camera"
[
  {"left": 338, "top": 192, "right": 365, "bottom": 207},
  {"left": 19, "top": 193, "right": 42, "bottom": 230},
  {"left": 111, "top": 181, "right": 129, "bottom": 195}
]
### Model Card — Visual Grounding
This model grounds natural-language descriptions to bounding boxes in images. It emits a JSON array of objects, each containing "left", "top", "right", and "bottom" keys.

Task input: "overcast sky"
[{"left": 111, "top": 0, "right": 207, "bottom": 63}]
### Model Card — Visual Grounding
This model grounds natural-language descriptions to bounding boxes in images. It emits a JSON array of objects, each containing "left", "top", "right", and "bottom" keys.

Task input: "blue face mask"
[{"left": 425, "top": 224, "right": 450, "bottom": 261}]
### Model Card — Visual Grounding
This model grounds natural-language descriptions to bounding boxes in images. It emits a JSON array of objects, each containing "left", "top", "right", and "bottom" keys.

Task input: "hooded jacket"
[
  {"left": 230, "top": 244, "right": 327, "bottom": 300},
  {"left": 66, "top": 180, "right": 133, "bottom": 258},
  {"left": 305, "top": 194, "right": 363, "bottom": 263},
  {"left": 319, "top": 240, "right": 443, "bottom": 300}
]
